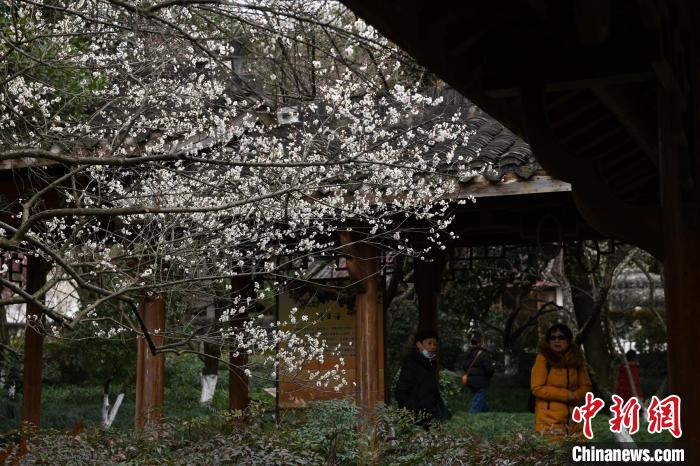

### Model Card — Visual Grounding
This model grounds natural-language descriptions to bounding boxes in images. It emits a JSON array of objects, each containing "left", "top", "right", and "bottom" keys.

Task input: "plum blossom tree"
[{"left": 0, "top": 0, "right": 481, "bottom": 399}]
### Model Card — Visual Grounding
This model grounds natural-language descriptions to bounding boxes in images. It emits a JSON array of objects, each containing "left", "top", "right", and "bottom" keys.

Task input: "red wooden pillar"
[
  {"left": 134, "top": 295, "right": 165, "bottom": 429},
  {"left": 414, "top": 257, "right": 442, "bottom": 332},
  {"left": 21, "top": 257, "right": 47, "bottom": 428},
  {"left": 229, "top": 275, "right": 252, "bottom": 411},
  {"left": 339, "top": 232, "right": 381, "bottom": 420}
]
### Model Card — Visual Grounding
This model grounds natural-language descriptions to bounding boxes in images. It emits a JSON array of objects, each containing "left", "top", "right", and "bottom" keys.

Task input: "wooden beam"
[
  {"left": 592, "top": 85, "right": 659, "bottom": 167},
  {"left": 134, "top": 295, "right": 165, "bottom": 429},
  {"left": 21, "top": 257, "right": 47, "bottom": 428},
  {"left": 447, "top": 174, "right": 572, "bottom": 200},
  {"left": 520, "top": 86, "right": 663, "bottom": 259},
  {"left": 484, "top": 45, "right": 654, "bottom": 98},
  {"left": 229, "top": 275, "right": 253, "bottom": 412},
  {"left": 339, "top": 231, "right": 381, "bottom": 422}
]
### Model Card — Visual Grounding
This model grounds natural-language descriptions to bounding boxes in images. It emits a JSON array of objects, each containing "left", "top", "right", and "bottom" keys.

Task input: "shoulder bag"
[{"left": 461, "top": 349, "right": 483, "bottom": 386}]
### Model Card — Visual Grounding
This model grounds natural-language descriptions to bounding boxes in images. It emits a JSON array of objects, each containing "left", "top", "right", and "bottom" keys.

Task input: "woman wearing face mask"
[
  {"left": 531, "top": 323, "right": 592, "bottom": 439},
  {"left": 394, "top": 329, "right": 451, "bottom": 427}
]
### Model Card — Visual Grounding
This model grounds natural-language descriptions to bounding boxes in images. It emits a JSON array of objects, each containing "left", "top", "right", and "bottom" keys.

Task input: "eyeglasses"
[{"left": 548, "top": 334, "right": 568, "bottom": 341}]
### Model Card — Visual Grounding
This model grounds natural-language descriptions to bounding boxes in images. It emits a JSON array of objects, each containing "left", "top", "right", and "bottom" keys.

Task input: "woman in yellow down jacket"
[{"left": 531, "top": 323, "right": 592, "bottom": 439}]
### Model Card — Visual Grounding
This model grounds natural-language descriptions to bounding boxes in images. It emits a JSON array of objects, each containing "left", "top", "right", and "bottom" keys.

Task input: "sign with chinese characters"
[
  {"left": 572, "top": 392, "right": 682, "bottom": 439},
  {"left": 277, "top": 287, "right": 384, "bottom": 408}
]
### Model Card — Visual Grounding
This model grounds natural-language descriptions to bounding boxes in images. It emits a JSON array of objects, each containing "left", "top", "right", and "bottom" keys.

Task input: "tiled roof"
[
  {"left": 3, "top": 88, "right": 541, "bottom": 193},
  {"left": 428, "top": 87, "right": 540, "bottom": 184}
]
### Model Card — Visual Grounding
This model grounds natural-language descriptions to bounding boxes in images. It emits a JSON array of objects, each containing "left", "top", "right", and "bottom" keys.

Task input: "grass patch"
[
  {"left": 1, "top": 353, "right": 276, "bottom": 432},
  {"left": 447, "top": 411, "right": 535, "bottom": 440},
  {"left": 1, "top": 360, "right": 671, "bottom": 461}
]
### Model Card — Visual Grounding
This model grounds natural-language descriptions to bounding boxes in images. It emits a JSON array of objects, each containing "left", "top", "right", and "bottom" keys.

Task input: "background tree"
[{"left": 439, "top": 247, "right": 558, "bottom": 373}]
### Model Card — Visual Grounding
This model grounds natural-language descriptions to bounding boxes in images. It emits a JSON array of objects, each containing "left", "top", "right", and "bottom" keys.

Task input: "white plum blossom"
[{"left": 0, "top": 0, "right": 481, "bottom": 390}]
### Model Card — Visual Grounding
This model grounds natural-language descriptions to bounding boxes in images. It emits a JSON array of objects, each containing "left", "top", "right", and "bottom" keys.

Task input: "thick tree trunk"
[
  {"left": 0, "top": 305, "right": 9, "bottom": 364},
  {"left": 503, "top": 350, "right": 518, "bottom": 376},
  {"left": 21, "top": 258, "right": 47, "bottom": 428},
  {"left": 414, "top": 257, "right": 442, "bottom": 332},
  {"left": 200, "top": 341, "right": 220, "bottom": 405},
  {"left": 229, "top": 275, "right": 252, "bottom": 412},
  {"left": 567, "top": 265, "right": 613, "bottom": 392},
  {"left": 101, "top": 378, "right": 126, "bottom": 430}
]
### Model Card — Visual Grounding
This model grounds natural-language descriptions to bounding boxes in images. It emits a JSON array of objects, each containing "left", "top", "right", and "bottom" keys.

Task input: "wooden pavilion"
[
  {"left": 343, "top": 0, "right": 699, "bottom": 447},
  {"left": 1, "top": 86, "right": 604, "bottom": 430}
]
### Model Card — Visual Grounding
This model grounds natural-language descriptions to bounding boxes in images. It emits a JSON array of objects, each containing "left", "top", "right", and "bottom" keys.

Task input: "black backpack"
[{"left": 527, "top": 362, "right": 550, "bottom": 413}]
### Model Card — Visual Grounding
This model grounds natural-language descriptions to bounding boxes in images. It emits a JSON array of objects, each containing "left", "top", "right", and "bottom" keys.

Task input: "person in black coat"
[
  {"left": 461, "top": 333, "right": 494, "bottom": 413},
  {"left": 394, "top": 329, "right": 451, "bottom": 428}
]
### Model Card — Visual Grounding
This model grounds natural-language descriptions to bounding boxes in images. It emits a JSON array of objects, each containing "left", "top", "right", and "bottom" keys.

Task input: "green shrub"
[
  {"left": 2, "top": 401, "right": 567, "bottom": 465},
  {"left": 439, "top": 370, "right": 460, "bottom": 399}
]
